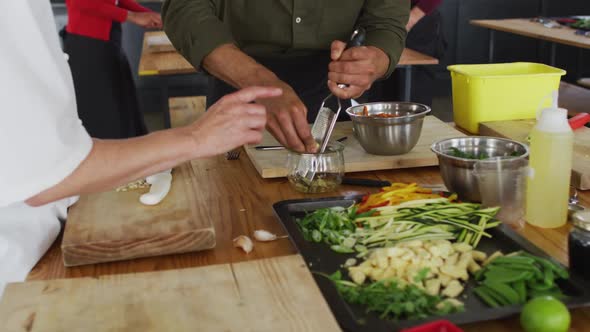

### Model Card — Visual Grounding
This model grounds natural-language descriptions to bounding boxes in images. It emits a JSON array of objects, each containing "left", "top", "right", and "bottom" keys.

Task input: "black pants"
[
  {"left": 369, "top": 10, "right": 447, "bottom": 106},
  {"left": 63, "top": 25, "right": 147, "bottom": 139},
  {"left": 206, "top": 52, "right": 351, "bottom": 122}
]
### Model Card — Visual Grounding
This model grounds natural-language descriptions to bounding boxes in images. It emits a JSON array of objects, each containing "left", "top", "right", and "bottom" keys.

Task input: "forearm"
[
  {"left": 26, "top": 127, "right": 196, "bottom": 207},
  {"left": 202, "top": 44, "right": 286, "bottom": 90}
]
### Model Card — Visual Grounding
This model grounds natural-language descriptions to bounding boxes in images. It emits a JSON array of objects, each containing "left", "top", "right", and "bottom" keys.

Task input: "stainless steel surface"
[
  {"left": 255, "top": 136, "right": 347, "bottom": 151},
  {"left": 430, "top": 137, "right": 529, "bottom": 202},
  {"left": 225, "top": 150, "right": 241, "bottom": 160},
  {"left": 572, "top": 210, "right": 590, "bottom": 231},
  {"left": 345, "top": 102, "right": 431, "bottom": 155},
  {"left": 570, "top": 186, "right": 580, "bottom": 205},
  {"left": 569, "top": 203, "right": 586, "bottom": 221},
  {"left": 299, "top": 96, "right": 342, "bottom": 183}
]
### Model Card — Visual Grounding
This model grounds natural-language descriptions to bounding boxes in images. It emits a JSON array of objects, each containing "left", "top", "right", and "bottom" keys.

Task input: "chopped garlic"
[{"left": 233, "top": 235, "right": 253, "bottom": 254}]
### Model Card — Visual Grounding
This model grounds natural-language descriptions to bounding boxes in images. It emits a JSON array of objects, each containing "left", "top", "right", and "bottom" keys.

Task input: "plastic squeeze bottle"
[{"left": 526, "top": 91, "right": 574, "bottom": 228}]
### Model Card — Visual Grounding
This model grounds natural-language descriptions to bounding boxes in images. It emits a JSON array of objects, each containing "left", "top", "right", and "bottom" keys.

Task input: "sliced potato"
[
  {"left": 452, "top": 242, "right": 473, "bottom": 253},
  {"left": 472, "top": 250, "right": 488, "bottom": 262},
  {"left": 425, "top": 279, "right": 441, "bottom": 296},
  {"left": 468, "top": 260, "right": 482, "bottom": 274},
  {"left": 482, "top": 250, "right": 503, "bottom": 266},
  {"left": 439, "top": 273, "right": 453, "bottom": 287},
  {"left": 457, "top": 252, "right": 473, "bottom": 269},
  {"left": 442, "top": 280, "right": 464, "bottom": 298},
  {"left": 349, "top": 268, "right": 366, "bottom": 285},
  {"left": 445, "top": 253, "right": 459, "bottom": 266},
  {"left": 386, "top": 247, "right": 407, "bottom": 258}
]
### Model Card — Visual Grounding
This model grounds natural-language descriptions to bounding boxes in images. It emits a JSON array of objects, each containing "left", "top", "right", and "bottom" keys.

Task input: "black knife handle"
[
  {"left": 337, "top": 27, "right": 366, "bottom": 89},
  {"left": 345, "top": 27, "right": 366, "bottom": 49},
  {"left": 341, "top": 178, "right": 391, "bottom": 187}
]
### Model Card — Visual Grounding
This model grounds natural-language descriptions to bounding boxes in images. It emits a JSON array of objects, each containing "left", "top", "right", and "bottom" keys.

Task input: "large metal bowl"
[
  {"left": 431, "top": 137, "right": 529, "bottom": 202},
  {"left": 345, "top": 102, "right": 431, "bottom": 155}
]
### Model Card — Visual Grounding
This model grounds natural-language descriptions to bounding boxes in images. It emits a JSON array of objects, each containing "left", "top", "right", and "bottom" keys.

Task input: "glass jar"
[
  {"left": 569, "top": 210, "right": 590, "bottom": 280},
  {"left": 286, "top": 141, "right": 345, "bottom": 193}
]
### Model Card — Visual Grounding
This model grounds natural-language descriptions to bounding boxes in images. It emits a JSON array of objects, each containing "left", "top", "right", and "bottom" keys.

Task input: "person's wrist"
[
  {"left": 170, "top": 125, "right": 204, "bottom": 161},
  {"left": 126, "top": 11, "right": 136, "bottom": 23},
  {"left": 368, "top": 46, "right": 390, "bottom": 79}
]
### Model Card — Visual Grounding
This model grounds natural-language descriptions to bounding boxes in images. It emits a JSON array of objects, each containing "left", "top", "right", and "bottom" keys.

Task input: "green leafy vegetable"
[
  {"left": 572, "top": 19, "right": 590, "bottom": 30},
  {"left": 327, "top": 271, "right": 464, "bottom": 320},
  {"left": 473, "top": 251, "right": 569, "bottom": 307},
  {"left": 297, "top": 200, "right": 500, "bottom": 254}
]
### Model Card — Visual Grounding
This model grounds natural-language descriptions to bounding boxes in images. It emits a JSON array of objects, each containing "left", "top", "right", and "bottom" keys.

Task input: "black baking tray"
[{"left": 273, "top": 195, "right": 590, "bottom": 331}]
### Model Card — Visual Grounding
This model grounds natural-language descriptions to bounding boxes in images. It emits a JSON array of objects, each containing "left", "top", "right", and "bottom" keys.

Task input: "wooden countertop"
[
  {"left": 26, "top": 97, "right": 590, "bottom": 331},
  {"left": 138, "top": 31, "right": 438, "bottom": 76},
  {"left": 471, "top": 18, "right": 590, "bottom": 50}
]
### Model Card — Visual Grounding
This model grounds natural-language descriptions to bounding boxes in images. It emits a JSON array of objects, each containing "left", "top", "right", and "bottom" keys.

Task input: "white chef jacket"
[{"left": 0, "top": 1, "right": 93, "bottom": 296}]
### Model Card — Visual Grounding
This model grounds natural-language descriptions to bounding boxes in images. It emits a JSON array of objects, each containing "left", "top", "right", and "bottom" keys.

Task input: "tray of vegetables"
[{"left": 272, "top": 183, "right": 590, "bottom": 331}]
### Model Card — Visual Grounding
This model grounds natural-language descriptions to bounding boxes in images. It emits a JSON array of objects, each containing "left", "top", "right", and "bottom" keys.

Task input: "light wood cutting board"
[
  {"left": 245, "top": 116, "right": 466, "bottom": 178},
  {"left": 0, "top": 255, "right": 340, "bottom": 332},
  {"left": 480, "top": 120, "right": 590, "bottom": 190},
  {"left": 62, "top": 162, "right": 215, "bottom": 266}
]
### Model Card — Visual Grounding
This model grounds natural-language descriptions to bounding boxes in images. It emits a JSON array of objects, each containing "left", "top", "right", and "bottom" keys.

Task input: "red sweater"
[{"left": 66, "top": 0, "right": 152, "bottom": 41}]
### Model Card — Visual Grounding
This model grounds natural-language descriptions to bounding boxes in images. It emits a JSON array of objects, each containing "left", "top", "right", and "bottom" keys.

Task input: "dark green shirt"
[{"left": 162, "top": 0, "right": 409, "bottom": 77}]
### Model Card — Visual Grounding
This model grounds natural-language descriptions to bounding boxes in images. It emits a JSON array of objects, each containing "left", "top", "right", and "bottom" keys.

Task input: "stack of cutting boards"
[
  {"left": 480, "top": 120, "right": 590, "bottom": 190},
  {"left": 245, "top": 116, "right": 466, "bottom": 178},
  {"left": 0, "top": 255, "right": 340, "bottom": 332},
  {"left": 62, "top": 162, "right": 216, "bottom": 266}
]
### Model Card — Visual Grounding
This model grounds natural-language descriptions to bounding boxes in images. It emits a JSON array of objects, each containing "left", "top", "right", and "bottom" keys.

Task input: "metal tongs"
[{"left": 297, "top": 27, "right": 366, "bottom": 185}]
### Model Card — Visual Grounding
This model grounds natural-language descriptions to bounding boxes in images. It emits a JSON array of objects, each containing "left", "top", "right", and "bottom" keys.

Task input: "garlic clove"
[
  {"left": 233, "top": 235, "right": 253, "bottom": 254},
  {"left": 253, "top": 229, "right": 278, "bottom": 242}
]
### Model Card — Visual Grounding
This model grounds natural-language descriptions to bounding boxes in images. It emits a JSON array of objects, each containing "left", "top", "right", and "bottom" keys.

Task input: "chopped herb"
[{"left": 328, "top": 271, "right": 464, "bottom": 321}]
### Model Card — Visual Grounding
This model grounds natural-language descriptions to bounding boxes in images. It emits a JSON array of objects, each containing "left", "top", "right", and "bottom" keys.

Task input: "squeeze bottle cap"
[{"left": 535, "top": 91, "right": 571, "bottom": 133}]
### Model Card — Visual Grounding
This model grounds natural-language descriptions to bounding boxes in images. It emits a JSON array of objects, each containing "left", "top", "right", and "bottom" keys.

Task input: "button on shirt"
[
  {"left": 0, "top": 0, "right": 92, "bottom": 295},
  {"left": 162, "top": 0, "right": 409, "bottom": 77}
]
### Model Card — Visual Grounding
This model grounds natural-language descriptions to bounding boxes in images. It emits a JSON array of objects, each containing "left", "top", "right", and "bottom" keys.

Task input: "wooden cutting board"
[
  {"left": 62, "top": 162, "right": 215, "bottom": 266},
  {"left": 0, "top": 255, "right": 340, "bottom": 332},
  {"left": 480, "top": 120, "right": 590, "bottom": 190},
  {"left": 245, "top": 116, "right": 466, "bottom": 178}
]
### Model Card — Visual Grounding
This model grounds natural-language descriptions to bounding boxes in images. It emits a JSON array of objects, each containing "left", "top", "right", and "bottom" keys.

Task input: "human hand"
[
  {"left": 256, "top": 82, "right": 318, "bottom": 153},
  {"left": 127, "top": 12, "right": 162, "bottom": 29},
  {"left": 327, "top": 41, "right": 390, "bottom": 99},
  {"left": 188, "top": 87, "right": 282, "bottom": 159}
]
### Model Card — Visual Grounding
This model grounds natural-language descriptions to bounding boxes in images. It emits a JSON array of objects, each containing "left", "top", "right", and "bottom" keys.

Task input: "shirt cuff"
[
  {"left": 365, "top": 29, "right": 406, "bottom": 78},
  {"left": 113, "top": 8, "right": 128, "bottom": 23}
]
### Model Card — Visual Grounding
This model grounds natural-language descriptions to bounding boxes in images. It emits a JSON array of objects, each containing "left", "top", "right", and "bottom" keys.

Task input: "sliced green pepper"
[
  {"left": 474, "top": 286, "right": 501, "bottom": 307},
  {"left": 483, "top": 280, "right": 520, "bottom": 305}
]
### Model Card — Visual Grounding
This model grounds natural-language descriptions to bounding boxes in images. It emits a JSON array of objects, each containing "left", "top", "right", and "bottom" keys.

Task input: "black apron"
[
  {"left": 63, "top": 23, "right": 148, "bottom": 139},
  {"left": 206, "top": 52, "right": 351, "bottom": 122}
]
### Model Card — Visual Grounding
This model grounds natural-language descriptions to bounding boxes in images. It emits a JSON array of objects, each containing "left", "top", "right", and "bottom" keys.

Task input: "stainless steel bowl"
[
  {"left": 431, "top": 137, "right": 529, "bottom": 202},
  {"left": 345, "top": 102, "right": 431, "bottom": 155}
]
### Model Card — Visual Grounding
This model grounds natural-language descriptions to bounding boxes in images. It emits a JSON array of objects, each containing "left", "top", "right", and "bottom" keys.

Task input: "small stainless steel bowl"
[
  {"left": 431, "top": 137, "right": 529, "bottom": 202},
  {"left": 345, "top": 102, "right": 431, "bottom": 155},
  {"left": 569, "top": 203, "right": 586, "bottom": 221}
]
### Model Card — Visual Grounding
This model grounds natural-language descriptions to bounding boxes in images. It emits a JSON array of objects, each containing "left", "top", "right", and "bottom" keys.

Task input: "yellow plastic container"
[{"left": 448, "top": 62, "right": 566, "bottom": 133}]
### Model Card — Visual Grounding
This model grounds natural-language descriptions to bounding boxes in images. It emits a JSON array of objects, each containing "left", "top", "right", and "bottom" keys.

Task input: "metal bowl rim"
[
  {"left": 345, "top": 101, "right": 432, "bottom": 122},
  {"left": 430, "top": 136, "right": 530, "bottom": 162}
]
